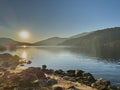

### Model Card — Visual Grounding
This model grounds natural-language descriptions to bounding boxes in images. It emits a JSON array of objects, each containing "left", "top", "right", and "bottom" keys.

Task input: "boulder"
[
  {"left": 63, "top": 76, "right": 71, "bottom": 80},
  {"left": 45, "top": 69, "right": 54, "bottom": 74},
  {"left": 75, "top": 70, "right": 84, "bottom": 77},
  {"left": 53, "top": 86, "right": 64, "bottom": 90},
  {"left": 68, "top": 86, "right": 79, "bottom": 90},
  {"left": 42, "top": 65, "right": 47, "bottom": 72},
  {"left": 26, "top": 60, "right": 32, "bottom": 64},
  {"left": 82, "top": 72, "right": 95, "bottom": 83},
  {"left": 66, "top": 70, "right": 75, "bottom": 76},
  {"left": 68, "top": 77, "right": 77, "bottom": 82},
  {"left": 32, "top": 80, "right": 39, "bottom": 84},
  {"left": 91, "top": 78, "right": 111, "bottom": 90},
  {"left": 47, "top": 79, "right": 57, "bottom": 86},
  {"left": 54, "top": 69, "right": 65, "bottom": 76}
]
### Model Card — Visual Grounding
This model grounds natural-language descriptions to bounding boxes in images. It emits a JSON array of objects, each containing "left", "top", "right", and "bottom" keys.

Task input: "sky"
[{"left": 0, "top": 0, "right": 120, "bottom": 42}]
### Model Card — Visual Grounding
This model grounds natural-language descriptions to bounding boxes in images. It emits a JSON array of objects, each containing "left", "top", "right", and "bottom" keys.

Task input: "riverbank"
[
  {"left": 0, "top": 53, "right": 20, "bottom": 70},
  {"left": 0, "top": 67, "right": 95, "bottom": 90},
  {"left": 0, "top": 65, "right": 120, "bottom": 90},
  {"left": 0, "top": 53, "right": 120, "bottom": 90}
]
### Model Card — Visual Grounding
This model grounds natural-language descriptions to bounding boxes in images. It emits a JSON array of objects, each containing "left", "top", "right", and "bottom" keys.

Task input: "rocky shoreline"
[
  {"left": 0, "top": 53, "right": 20, "bottom": 70},
  {"left": 0, "top": 65, "right": 119, "bottom": 90},
  {"left": 0, "top": 53, "right": 120, "bottom": 90}
]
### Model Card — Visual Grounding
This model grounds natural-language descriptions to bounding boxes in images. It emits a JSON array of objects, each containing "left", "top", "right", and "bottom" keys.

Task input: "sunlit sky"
[{"left": 0, "top": 0, "right": 120, "bottom": 42}]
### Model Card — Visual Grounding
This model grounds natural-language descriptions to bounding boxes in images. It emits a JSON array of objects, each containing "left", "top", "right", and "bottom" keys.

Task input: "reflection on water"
[
  {"left": 21, "top": 51, "right": 27, "bottom": 59},
  {"left": 11, "top": 46, "right": 120, "bottom": 86}
]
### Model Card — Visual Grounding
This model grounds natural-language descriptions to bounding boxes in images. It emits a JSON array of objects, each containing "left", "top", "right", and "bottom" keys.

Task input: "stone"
[
  {"left": 92, "top": 78, "right": 111, "bottom": 90},
  {"left": 53, "top": 86, "right": 64, "bottom": 90},
  {"left": 66, "top": 70, "right": 75, "bottom": 76},
  {"left": 102, "top": 80, "right": 111, "bottom": 86},
  {"left": 47, "top": 79, "right": 57, "bottom": 86},
  {"left": 68, "top": 86, "right": 79, "bottom": 90},
  {"left": 69, "top": 77, "right": 77, "bottom": 82},
  {"left": 42, "top": 65, "right": 47, "bottom": 72},
  {"left": 45, "top": 69, "right": 54, "bottom": 74},
  {"left": 82, "top": 72, "right": 95, "bottom": 82},
  {"left": 54, "top": 69, "right": 65, "bottom": 76},
  {"left": 91, "top": 83, "right": 97, "bottom": 88},
  {"left": 26, "top": 60, "right": 32, "bottom": 64},
  {"left": 63, "top": 76, "right": 71, "bottom": 80},
  {"left": 75, "top": 70, "right": 84, "bottom": 77},
  {"left": 32, "top": 80, "right": 39, "bottom": 84}
]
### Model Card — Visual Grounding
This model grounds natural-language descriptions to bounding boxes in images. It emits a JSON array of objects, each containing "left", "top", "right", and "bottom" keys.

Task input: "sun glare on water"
[{"left": 22, "top": 51, "right": 27, "bottom": 59}]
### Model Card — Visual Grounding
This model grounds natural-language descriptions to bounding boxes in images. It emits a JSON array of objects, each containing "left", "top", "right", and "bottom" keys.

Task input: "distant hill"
[
  {"left": 1, "top": 27, "right": 120, "bottom": 58},
  {"left": 0, "top": 38, "right": 33, "bottom": 47},
  {"left": 60, "top": 27, "right": 120, "bottom": 58},
  {"left": 70, "top": 32, "right": 92, "bottom": 39},
  {"left": 34, "top": 37, "right": 67, "bottom": 46},
  {"left": 0, "top": 38, "right": 20, "bottom": 46},
  {"left": 61, "top": 27, "right": 120, "bottom": 45}
]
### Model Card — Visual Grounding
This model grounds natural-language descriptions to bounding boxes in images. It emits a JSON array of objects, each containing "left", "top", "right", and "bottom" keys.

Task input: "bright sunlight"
[{"left": 19, "top": 31, "right": 29, "bottom": 39}]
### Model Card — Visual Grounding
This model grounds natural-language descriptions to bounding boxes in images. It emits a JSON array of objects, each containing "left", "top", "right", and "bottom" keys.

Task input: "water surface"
[{"left": 10, "top": 46, "right": 120, "bottom": 85}]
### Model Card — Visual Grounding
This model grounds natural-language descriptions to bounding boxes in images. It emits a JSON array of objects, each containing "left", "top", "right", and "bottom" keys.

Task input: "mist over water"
[{"left": 10, "top": 46, "right": 120, "bottom": 86}]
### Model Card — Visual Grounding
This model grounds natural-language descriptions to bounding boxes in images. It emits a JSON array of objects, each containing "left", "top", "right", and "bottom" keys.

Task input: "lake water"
[{"left": 10, "top": 46, "right": 120, "bottom": 86}]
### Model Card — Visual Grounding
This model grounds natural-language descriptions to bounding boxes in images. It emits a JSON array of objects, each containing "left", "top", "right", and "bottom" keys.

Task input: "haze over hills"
[
  {"left": 61, "top": 27, "right": 120, "bottom": 45},
  {"left": 1, "top": 27, "right": 120, "bottom": 58},
  {"left": 33, "top": 32, "right": 94, "bottom": 45},
  {"left": 69, "top": 32, "right": 92, "bottom": 39},
  {"left": 1, "top": 27, "right": 120, "bottom": 48},
  {"left": 0, "top": 38, "right": 20, "bottom": 46},
  {"left": 34, "top": 37, "right": 67, "bottom": 46},
  {"left": 60, "top": 27, "right": 120, "bottom": 58},
  {"left": 0, "top": 38, "right": 33, "bottom": 47}
]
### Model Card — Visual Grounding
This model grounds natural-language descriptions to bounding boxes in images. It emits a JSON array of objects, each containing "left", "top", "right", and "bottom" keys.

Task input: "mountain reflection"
[
  {"left": 34, "top": 46, "right": 120, "bottom": 64},
  {"left": 14, "top": 46, "right": 120, "bottom": 64}
]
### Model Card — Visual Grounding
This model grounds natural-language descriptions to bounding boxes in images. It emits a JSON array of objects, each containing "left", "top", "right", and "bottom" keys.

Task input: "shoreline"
[
  {"left": 0, "top": 65, "right": 120, "bottom": 90},
  {"left": 0, "top": 53, "right": 120, "bottom": 90}
]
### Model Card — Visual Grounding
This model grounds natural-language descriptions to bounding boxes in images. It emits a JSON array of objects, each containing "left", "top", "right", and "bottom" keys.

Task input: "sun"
[{"left": 19, "top": 31, "right": 29, "bottom": 39}]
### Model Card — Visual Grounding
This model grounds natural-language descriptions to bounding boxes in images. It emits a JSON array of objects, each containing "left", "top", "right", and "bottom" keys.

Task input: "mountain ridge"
[
  {"left": 34, "top": 37, "right": 67, "bottom": 46},
  {"left": 1, "top": 27, "right": 120, "bottom": 47}
]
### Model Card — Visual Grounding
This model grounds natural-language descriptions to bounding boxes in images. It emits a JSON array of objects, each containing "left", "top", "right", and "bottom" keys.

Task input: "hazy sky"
[{"left": 0, "top": 0, "right": 120, "bottom": 42}]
